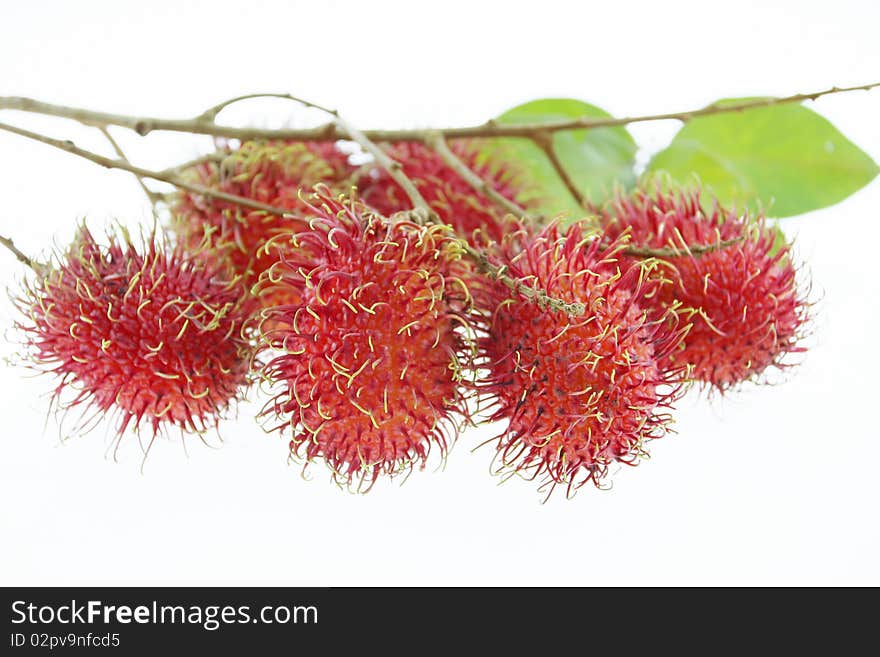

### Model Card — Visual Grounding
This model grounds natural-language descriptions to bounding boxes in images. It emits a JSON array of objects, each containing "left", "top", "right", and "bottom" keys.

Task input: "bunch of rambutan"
[{"left": 10, "top": 134, "right": 809, "bottom": 498}]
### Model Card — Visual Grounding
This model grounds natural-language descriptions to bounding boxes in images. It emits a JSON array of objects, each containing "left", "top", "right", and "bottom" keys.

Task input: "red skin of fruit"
[
  {"left": 15, "top": 226, "right": 252, "bottom": 443},
  {"left": 256, "top": 193, "right": 476, "bottom": 490},
  {"left": 172, "top": 140, "right": 356, "bottom": 292},
  {"left": 356, "top": 140, "right": 530, "bottom": 246},
  {"left": 597, "top": 188, "right": 808, "bottom": 390},
  {"left": 473, "top": 221, "right": 686, "bottom": 497}
]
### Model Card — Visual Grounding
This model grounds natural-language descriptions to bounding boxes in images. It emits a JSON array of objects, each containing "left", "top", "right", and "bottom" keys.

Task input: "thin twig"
[
  {"left": 0, "top": 234, "right": 37, "bottom": 271},
  {"left": 384, "top": 209, "right": 584, "bottom": 315},
  {"left": 0, "top": 120, "right": 297, "bottom": 218},
  {"left": 97, "top": 126, "right": 161, "bottom": 216},
  {"left": 196, "top": 92, "right": 315, "bottom": 123},
  {"left": 467, "top": 242, "right": 585, "bottom": 316},
  {"left": 337, "top": 116, "right": 434, "bottom": 223},
  {"left": 620, "top": 237, "right": 744, "bottom": 259},
  {"left": 2, "top": 82, "right": 874, "bottom": 142},
  {"left": 532, "top": 131, "right": 585, "bottom": 208},
  {"left": 424, "top": 131, "right": 537, "bottom": 220}
]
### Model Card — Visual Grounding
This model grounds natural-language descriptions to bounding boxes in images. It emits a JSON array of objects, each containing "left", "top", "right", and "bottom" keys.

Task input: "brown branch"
[
  {"left": 0, "top": 120, "right": 297, "bottom": 218},
  {"left": 532, "top": 131, "right": 585, "bottom": 208},
  {"left": 0, "top": 234, "right": 38, "bottom": 271},
  {"left": 2, "top": 82, "right": 874, "bottom": 142},
  {"left": 424, "top": 131, "right": 538, "bottom": 220}
]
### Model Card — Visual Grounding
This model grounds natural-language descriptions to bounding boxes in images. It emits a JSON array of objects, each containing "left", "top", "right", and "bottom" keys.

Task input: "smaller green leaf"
[
  {"left": 484, "top": 99, "right": 637, "bottom": 218},
  {"left": 646, "top": 98, "right": 879, "bottom": 217}
]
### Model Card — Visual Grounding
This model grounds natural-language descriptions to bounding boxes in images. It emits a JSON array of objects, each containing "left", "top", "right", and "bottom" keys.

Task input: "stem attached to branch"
[
  {"left": 2, "top": 82, "right": 874, "bottom": 142},
  {"left": 339, "top": 118, "right": 434, "bottom": 223},
  {"left": 467, "top": 243, "right": 586, "bottom": 316},
  {"left": 424, "top": 131, "right": 537, "bottom": 221},
  {"left": 532, "top": 131, "right": 585, "bottom": 208}
]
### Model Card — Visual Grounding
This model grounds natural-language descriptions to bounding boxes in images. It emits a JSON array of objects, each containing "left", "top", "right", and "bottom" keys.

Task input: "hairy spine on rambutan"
[
  {"left": 14, "top": 225, "right": 253, "bottom": 447},
  {"left": 596, "top": 186, "right": 809, "bottom": 390},
  {"left": 171, "top": 140, "right": 356, "bottom": 290},
  {"left": 473, "top": 220, "right": 686, "bottom": 498},
  {"left": 356, "top": 140, "right": 532, "bottom": 247},
  {"left": 255, "top": 191, "right": 477, "bottom": 491}
]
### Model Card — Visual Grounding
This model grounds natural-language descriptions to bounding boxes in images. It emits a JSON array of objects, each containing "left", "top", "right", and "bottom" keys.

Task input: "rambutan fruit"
[
  {"left": 474, "top": 221, "right": 686, "bottom": 497},
  {"left": 596, "top": 187, "right": 808, "bottom": 390},
  {"left": 14, "top": 224, "right": 253, "bottom": 446},
  {"left": 255, "top": 191, "right": 476, "bottom": 490},
  {"left": 171, "top": 140, "right": 356, "bottom": 291},
  {"left": 356, "top": 140, "right": 531, "bottom": 246}
]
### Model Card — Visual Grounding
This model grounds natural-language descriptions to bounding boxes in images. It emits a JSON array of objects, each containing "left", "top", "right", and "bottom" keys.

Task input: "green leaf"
[
  {"left": 646, "top": 98, "right": 879, "bottom": 217},
  {"left": 487, "top": 99, "right": 637, "bottom": 218}
]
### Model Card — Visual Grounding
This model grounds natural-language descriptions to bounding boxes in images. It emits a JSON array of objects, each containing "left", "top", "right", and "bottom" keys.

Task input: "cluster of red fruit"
[{"left": 16, "top": 139, "right": 808, "bottom": 496}]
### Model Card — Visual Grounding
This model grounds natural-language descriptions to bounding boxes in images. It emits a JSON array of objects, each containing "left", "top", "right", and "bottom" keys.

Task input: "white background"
[{"left": 1, "top": 0, "right": 878, "bottom": 586}]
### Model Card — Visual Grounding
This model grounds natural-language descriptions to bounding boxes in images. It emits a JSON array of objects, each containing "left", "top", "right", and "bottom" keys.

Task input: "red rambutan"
[
  {"left": 14, "top": 225, "right": 253, "bottom": 446},
  {"left": 597, "top": 187, "right": 808, "bottom": 390},
  {"left": 171, "top": 140, "right": 356, "bottom": 290},
  {"left": 474, "top": 221, "right": 686, "bottom": 497},
  {"left": 255, "top": 191, "right": 476, "bottom": 490},
  {"left": 356, "top": 140, "right": 531, "bottom": 246}
]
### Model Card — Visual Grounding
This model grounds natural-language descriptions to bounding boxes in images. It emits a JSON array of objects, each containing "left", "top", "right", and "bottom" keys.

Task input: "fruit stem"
[
  {"left": 424, "top": 131, "right": 539, "bottom": 221},
  {"left": 532, "top": 130, "right": 586, "bottom": 208},
  {"left": 619, "top": 237, "right": 745, "bottom": 259},
  {"left": 0, "top": 234, "right": 38, "bottom": 272}
]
